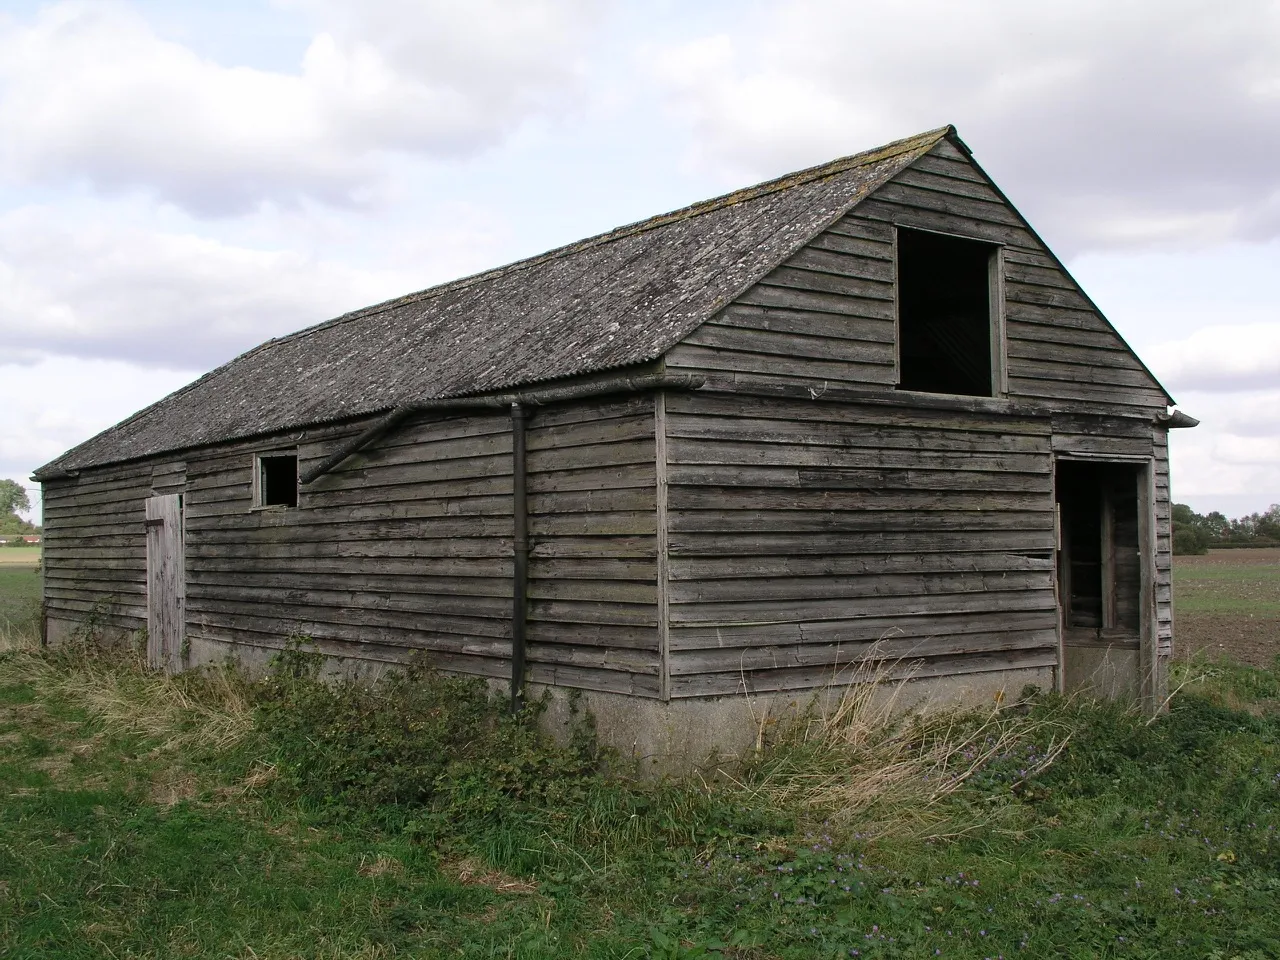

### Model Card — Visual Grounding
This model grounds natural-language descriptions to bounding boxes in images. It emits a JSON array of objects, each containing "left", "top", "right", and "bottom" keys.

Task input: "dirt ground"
[{"left": 1174, "top": 548, "right": 1280, "bottom": 668}]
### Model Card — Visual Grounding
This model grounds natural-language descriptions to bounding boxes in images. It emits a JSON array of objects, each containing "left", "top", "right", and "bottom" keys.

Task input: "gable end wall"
[{"left": 668, "top": 139, "right": 1170, "bottom": 419}]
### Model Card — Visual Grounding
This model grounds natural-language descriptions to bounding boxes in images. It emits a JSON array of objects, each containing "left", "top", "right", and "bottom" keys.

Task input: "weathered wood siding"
[
  {"left": 868, "top": 139, "right": 1169, "bottom": 415},
  {"left": 665, "top": 217, "right": 897, "bottom": 391},
  {"left": 661, "top": 391, "right": 1061, "bottom": 697},
  {"left": 181, "top": 412, "right": 515, "bottom": 674},
  {"left": 526, "top": 395, "right": 660, "bottom": 696},
  {"left": 33, "top": 396, "right": 659, "bottom": 695},
  {"left": 42, "top": 462, "right": 153, "bottom": 634},
  {"left": 668, "top": 140, "right": 1169, "bottom": 419}
]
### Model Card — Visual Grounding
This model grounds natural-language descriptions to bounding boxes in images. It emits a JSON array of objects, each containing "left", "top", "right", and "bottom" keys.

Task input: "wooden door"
[{"left": 145, "top": 494, "right": 185, "bottom": 672}]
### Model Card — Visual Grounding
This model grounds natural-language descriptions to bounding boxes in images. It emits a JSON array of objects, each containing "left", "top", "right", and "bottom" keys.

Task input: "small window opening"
[
  {"left": 257, "top": 454, "right": 298, "bottom": 507},
  {"left": 896, "top": 227, "right": 998, "bottom": 397},
  {"left": 1055, "top": 462, "right": 1141, "bottom": 634}
]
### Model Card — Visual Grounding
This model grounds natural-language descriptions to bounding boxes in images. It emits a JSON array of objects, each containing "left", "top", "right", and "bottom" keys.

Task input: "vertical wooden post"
[
  {"left": 891, "top": 227, "right": 902, "bottom": 385},
  {"left": 1136, "top": 460, "right": 1158, "bottom": 712},
  {"left": 1051, "top": 473, "right": 1066, "bottom": 694},
  {"left": 1100, "top": 488, "right": 1116, "bottom": 631},
  {"left": 510, "top": 404, "right": 528, "bottom": 713},
  {"left": 655, "top": 391, "right": 671, "bottom": 702},
  {"left": 988, "top": 246, "right": 1008, "bottom": 397}
]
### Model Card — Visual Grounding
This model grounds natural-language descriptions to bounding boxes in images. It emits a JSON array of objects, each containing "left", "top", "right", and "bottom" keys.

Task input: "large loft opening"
[{"left": 895, "top": 227, "right": 998, "bottom": 397}]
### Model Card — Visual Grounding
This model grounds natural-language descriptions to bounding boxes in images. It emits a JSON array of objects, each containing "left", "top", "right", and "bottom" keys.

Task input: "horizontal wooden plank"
[
  {"left": 890, "top": 166, "right": 1001, "bottom": 203},
  {"left": 1006, "top": 376, "right": 1166, "bottom": 411},
  {"left": 184, "top": 600, "right": 511, "bottom": 640},
  {"left": 527, "top": 598, "right": 657, "bottom": 627},
  {"left": 668, "top": 587, "right": 1057, "bottom": 625},
  {"left": 525, "top": 620, "right": 658, "bottom": 651},
  {"left": 526, "top": 663, "right": 660, "bottom": 698},
  {"left": 528, "top": 462, "right": 656, "bottom": 493},
  {"left": 526, "top": 414, "right": 654, "bottom": 452},
  {"left": 187, "top": 515, "right": 513, "bottom": 540},
  {"left": 825, "top": 215, "right": 895, "bottom": 242},
  {"left": 735, "top": 283, "right": 893, "bottom": 315},
  {"left": 670, "top": 650, "right": 1058, "bottom": 698},
  {"left": 669, "top": 607, "right": 1057, "bottom": 650},
  {"left": 666, "top": 413, "right": 1050, "bottom": 454},
  {"left": 667, "top": 437, "right": 1050, "bottom": 474},
  {"left": 670, "top": 629, "right": 1056, "bottom": 676},
  {"left": 668, "top": 463, "right": 1050, "bottom": 494},
  {"left": 1007, "top": 337, "right": 1143, "bottom": 370},
  {"left": 663, "top": 391, "right": 1052, "bottom": 436},
  {"left": 761, "top": 264, "right": 894, "bottom": 301},
  {"left": 665, "top": 343, "right": 894, "bottom": 384},
  {"left": 1006, "top": 280, "right": 1094, "bottom": 312},
  {"left": 669, "top": 485, "right": 1050, "bottom": 514},
  {"left": 1051, "top": 434, "right": 1153, "bottom": 458},
  {"left": 873, "top": 181, "right": 1025, "bottom": 227},
  {"left": 669, "top": 529, "right": 1055, "bottom": 557},
  {"left": 668, "top": 508, "right": 1053, "bottom": 536},
  {"left": 670, "top": 551, "right": 1052, "bottom": 582},
  {"left": 908, "top": 152, "right": 987, "bottom": 185},
  {"left": 785, "top": 245, "right": 893, "bottom": 281},
  {"left": 670, "top": 569, "right": 1050, "bottom": 605},
  {"left": 1008, "top": 323, "right": 1131, "bottom": 353},
  {"left": 712, "top": 303, "right": 895, "bottom": 345},
  {"left": 1010, "top": 357, "right": 1163, "bottom": 391},
  {"left": 525, "top": 642, "right": 658, "bottom": 676},
  {"left": 853, "top": 198, "right": 1033, "bottom": 248},
  {"left": 529, "top": 536, "right": 656, "bottom": 560},
  {"left": 682, "top": 319, "right": 895, "bottom": 365}
]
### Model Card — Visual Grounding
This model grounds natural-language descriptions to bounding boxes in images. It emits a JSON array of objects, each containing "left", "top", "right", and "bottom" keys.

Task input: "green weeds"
[{"left": 2, "top": 631, "right": 1280, "bottom": 958}]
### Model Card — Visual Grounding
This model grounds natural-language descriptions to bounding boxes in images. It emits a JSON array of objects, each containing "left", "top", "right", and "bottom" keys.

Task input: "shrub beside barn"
[{"left": 34, "top": 127, "right": 1195, "bottom": 766}]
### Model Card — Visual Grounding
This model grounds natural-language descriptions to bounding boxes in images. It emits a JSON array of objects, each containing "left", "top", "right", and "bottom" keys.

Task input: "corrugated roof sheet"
[{"left": 36, "top": 127, "right": 951, "bottom": 478}]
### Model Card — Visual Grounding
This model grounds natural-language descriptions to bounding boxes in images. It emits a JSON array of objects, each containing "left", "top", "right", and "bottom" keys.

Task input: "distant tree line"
[{"left": 1172, "top": 502, "right": 1280, "bottom": 555}]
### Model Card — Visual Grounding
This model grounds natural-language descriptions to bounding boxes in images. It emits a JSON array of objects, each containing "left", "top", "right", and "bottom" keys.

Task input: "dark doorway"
[
  {"left": 896, "top": 227, "right": 997, "bottom": 396},
  {"left": 1055, "top": 461, "right": 1145, "bottom": 694}
]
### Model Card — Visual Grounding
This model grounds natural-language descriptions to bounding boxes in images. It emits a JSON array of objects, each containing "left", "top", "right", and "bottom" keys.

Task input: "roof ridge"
[{"left": 268, "top": 126, "right": 954, "bottom": 350}]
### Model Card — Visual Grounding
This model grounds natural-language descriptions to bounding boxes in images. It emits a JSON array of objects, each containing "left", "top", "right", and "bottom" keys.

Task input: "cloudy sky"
[{"left": 1, "top": 0, "right": 1278, "bottom": 522}]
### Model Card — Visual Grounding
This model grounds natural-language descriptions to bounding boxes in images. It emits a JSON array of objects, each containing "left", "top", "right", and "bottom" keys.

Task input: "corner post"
[{"left": 655, "top": 391, "right": 671, "bottom": 702}]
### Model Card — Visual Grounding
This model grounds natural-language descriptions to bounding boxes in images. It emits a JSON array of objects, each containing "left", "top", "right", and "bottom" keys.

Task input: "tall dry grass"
[
  {"left": 1, "top": 627, "right": 254, "bottom": 754},
  {"left": 741, "top": 650, "right": 1071, "bottom": 837}
]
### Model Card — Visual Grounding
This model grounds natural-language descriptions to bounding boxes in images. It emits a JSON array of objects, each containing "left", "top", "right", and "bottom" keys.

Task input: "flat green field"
[
  {"left": 0, "top": 550, "right": 40, "bottom": 642},
  {"left": 0, "top": 545, "right": 41, "bottom": 566}
]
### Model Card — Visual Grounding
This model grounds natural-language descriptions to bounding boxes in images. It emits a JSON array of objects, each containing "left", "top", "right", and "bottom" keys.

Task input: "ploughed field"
[{"left": 1174, "top": 548, "right": 1280, "bottom": 668}]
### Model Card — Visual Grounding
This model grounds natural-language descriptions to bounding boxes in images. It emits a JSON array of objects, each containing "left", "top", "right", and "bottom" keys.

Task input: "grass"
[
  {"left": 0, "top": 553, "right": 40, "bottom": 645},
  {"left": 1172, "top": 549, "right": 1280, "bottom": 617},
  {"left": 2, "top": 628, "right": 1279, "bottom": 958},
  {"left": 3, "top": 561, "right": 1280, "bottom": 957}
]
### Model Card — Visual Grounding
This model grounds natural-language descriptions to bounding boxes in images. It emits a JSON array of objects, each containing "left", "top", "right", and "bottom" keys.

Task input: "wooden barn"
[{"left": 35, "top": 126, "right": 1195, "bottom": 764}]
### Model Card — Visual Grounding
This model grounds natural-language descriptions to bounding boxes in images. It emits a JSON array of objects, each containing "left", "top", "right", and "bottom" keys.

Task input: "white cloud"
[
  {"left": 649, "top": 0, "right": 1280, "bottom": 254},
  {"left": 0, "top": 355, "right": 200, "bottom": 520},
  {"left": 1146, "top": 323, "right": 1280, "bottom": 393},
  {"left": 1165, "top": 387, "right": 1280, "bottom": 513},
  {"left": 0, "top": 1, "right": 601, "bottom": 215},
  {"left": 0, "top": 204, "right": 428, "bottom": 368}
]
